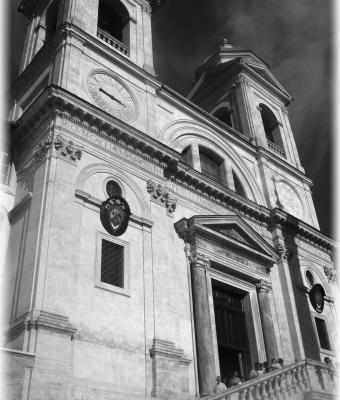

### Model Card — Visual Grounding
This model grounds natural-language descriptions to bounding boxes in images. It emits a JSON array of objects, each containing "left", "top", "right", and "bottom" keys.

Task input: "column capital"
[
  {"left": 187, "top": 250, "right": 210, "bottom": 269},
  {"left": 256, "top": 280, "right": 272, "bottom": 293}
]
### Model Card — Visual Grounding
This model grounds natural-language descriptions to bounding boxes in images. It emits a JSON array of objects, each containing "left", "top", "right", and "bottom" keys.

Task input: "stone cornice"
[{"left": 12, "top": 85, "right": 181, "bottom": 168}]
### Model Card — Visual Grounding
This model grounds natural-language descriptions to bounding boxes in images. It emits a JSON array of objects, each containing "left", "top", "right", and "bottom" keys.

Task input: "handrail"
[
  {"left": 202, "top": 359, "right": 337, "bottom": 400},
  {"left": 97, "top": 28, "right": 129, "bottom": 56}
]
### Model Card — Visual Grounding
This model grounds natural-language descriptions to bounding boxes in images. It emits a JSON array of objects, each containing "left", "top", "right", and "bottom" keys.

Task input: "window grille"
[
  {"left": 315, "top": 317, "right": 331, "bottom": 350},
  {"left": 101, "top": 239, "right": 124, "bottom": 288}
]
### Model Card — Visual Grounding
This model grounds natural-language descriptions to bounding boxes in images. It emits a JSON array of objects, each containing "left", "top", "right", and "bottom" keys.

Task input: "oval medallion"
[{"left": 100, "top": 196, "right": 131, "bottom": 236}]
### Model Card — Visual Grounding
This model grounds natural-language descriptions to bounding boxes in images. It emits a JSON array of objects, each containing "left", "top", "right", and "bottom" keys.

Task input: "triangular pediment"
[{"left": 175, "top": 214, "right": 279, "bottom": 265}]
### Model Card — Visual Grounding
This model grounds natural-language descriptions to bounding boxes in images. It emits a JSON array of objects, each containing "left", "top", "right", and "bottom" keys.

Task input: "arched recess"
[
  {"left": 211, "top": 100, "right": 236, "bottom": 129},
  {"left": 158, "top": 120, "right": 265, "bottom": 205},
  {"left": 97, "top": 0, "right": 130, "bottom": 48},
  {"left": 75, "top": 163, "right": 150, "bottom": 218},
  {"left": 259, "top": 104, "right": 284, "bottom": 148},
  {"left": 300, "top": 263, "right": 330, "bottom": 295}
]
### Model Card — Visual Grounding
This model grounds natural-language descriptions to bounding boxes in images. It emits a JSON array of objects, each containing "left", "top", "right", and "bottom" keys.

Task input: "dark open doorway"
[{"left": 213, "top": 281, "right": 251, "bottom": 386}]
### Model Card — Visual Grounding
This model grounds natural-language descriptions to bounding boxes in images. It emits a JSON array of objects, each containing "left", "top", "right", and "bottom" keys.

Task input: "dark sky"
[{"left": 9, "top": 0, "right": 332, "bottom": 236}]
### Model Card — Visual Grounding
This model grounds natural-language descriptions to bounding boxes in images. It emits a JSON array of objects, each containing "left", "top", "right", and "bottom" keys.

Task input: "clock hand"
[{"left": 99, "top": 88, "right": 126, "bottom": 107}]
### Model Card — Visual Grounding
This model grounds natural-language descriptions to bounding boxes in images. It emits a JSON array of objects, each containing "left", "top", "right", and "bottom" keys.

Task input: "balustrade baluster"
[
  {"left": 239, "top": 388, "right": 247, "bottom": 400},
  {"left": 254, "top": 383, "right": 261, "bottom": 400},
  {"left": 285, "top": 371, "right": 292, "bottom": 398},
  {"left": 261, "top": 381, "right": 269, "bottom": 400},
  {"left": 296, "top": 366, "right": 305, "bottom": 393},
  {"left": 273, "top": 375, "right": 281, "bottom": 399},
  {"left": 291, "top": 368, "right": 298, "bottom": 394},
  {"left": 247, "top": 384, "right": 256, "bottom": 400},
  {"left": 267, "top": 378, "right": 275, "bottom": 400}
]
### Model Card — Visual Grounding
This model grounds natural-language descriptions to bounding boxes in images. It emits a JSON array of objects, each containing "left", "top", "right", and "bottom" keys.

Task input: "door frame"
[{"left": 206, "top": 267, "right": 267, "bottom": 377}]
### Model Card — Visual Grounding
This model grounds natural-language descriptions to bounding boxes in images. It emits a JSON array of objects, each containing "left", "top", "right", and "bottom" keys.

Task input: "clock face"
[
  {"left": 276, "top": 181, "right": 303, "bottom": 219},
  {"left": 87, "top": 72, "right": 136, "bottom": 121}
]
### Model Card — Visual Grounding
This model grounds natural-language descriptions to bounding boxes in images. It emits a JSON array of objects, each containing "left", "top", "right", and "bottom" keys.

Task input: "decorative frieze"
[
  {"left": 147, "top": 179, "right": 177, "bottom": 214},
  {"left": 61, "top": 117, "right": 164, "bottom": 176},
  {"left": 33, "top": 132, "right": 82, "bottom": 163},
  {"left": 196, "top": 235, "right": 267, "bottom": 274},
  {"left": 324, "top": 265, "right": 336, "bottom": 282}
]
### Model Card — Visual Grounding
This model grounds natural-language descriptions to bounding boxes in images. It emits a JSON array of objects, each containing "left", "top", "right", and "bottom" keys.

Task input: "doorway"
[{"left": 213, "top": 281, "right": 251, "bottom": 386}]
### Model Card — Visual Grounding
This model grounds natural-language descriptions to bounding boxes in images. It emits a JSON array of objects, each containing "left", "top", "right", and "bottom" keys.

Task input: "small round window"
[
  {"left": 305, "top": 270, "right": 314, "bottom": 288},
  {"left": 106, "top": 180, "right": 122, "bottom": 197}
]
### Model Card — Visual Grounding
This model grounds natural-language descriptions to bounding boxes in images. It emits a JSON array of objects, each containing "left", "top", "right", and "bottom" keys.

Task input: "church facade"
[{"left": 2, "top": 0, "right": 337, "bottom": 399}]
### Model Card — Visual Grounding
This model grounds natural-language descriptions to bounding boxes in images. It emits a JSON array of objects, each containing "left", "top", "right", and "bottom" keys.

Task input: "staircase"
[{"left": 203, "top": 359, "right": 336, "bottom": 400}]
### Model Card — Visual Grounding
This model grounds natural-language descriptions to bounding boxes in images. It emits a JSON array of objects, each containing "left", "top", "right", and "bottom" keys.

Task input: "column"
[
  {"left": 189, "top": 251, "right": 215, "bottom": 396},
  {"left": 256, "top": 281, "right": 279, "bottom": 361},
  {"left": 191, "top": 143, "right": 201, "bottom": 172}
]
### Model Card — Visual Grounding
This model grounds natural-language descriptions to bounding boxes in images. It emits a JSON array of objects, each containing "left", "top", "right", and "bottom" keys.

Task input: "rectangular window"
[
  {"left": 96, "top": 232, "right": 129, "bottom": 296},
  {"left": 200, "top": 151, "right": 222, "bottom": 184},
  {"left": 315, "top": 317, "right": 331, "bottom": 350},
  {"left": 101, "top": 239, "right": 124, "bottom": 288}
]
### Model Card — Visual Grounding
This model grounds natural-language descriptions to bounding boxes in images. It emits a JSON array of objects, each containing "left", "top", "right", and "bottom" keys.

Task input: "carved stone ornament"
[
  {"left": 33, "top": 132, "right": 54, "bottom": 161},
  {"left": 55, "top": 135, "right": 83, "bottom": 162},
  {"left": 233, "top": 73, "right": 248, "bottom": 87},
  {"left": 187, "top": 250, "right": 210, "bottom": 269},
  {"left": 100, "top": 196, "right": 131, "bottom": 236},
  {"left": 147, "top": 179, "right": 177, "bottom": 213},
  {"left": 309, "top": 284, "right": 325, "bottom": 313},
  {"left": 324, "top": 265, "right": 336, "bottom": 282},
  {"left": 33, "top": 133, "right": 82, "bottom": 163},
  {"left": 275, "top": 243, "right": 291, "bottom": 261},
  {"left": 256, "top": 280, "right": 272, "bottom": 293}
]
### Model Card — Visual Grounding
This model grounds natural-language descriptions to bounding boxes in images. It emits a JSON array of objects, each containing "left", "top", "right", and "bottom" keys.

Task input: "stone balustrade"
[
  {"left": 97, "top": 28, "right": 129, "bottom": 56},
  {"left": 203, "top": 359, "right": 336, "bottom": 400},
  {"left": 267, "top": 140, "right": 286, "bottom": 158}
]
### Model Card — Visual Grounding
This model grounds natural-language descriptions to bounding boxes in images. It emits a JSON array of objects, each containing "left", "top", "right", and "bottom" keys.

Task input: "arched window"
[
  {"left": 232, "top": 170, "right": 247, "bottom": 198},
  {"left": 259, "top": 104, "right": 284, "bottom": 150},
  {"left": 199, "top": 147, "right": 223, "bottom": 184},
  {"left": 213, "top": 107, "right": 233, "bottom": 127},
  {"left": 97, "top": 0, "right": 130, "bottom": 53},
  {"left": 45, "top": 0, "right": 60, "bottom": 41}
]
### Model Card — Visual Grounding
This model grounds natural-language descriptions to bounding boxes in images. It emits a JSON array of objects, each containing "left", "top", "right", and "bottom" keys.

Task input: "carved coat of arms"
[
  {"left": 100, "top": 196, "right": 131, "bottom": 236},
  {"left": 309, "top": 284, "right": 325, "bottom": 313}
]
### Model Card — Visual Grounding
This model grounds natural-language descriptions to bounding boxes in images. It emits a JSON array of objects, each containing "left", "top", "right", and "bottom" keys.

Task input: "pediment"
[
  {"left": 241, "top": 58, "right": 291, "bottom": 99},
  {"left": 175, "top": 214, "right": 278, "bottom": 265}
]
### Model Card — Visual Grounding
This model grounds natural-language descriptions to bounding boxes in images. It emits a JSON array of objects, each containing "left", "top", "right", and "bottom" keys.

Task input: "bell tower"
[
  {"left": 18, "top": 0, "right": 155, "bottom": 74},
  {"left": 188, "top": 39, "right": 319, "bottom": 228}
]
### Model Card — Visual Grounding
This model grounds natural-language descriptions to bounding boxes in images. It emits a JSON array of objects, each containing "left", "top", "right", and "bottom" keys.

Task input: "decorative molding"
[
  {"left": 54, "top": 135, "right": 83, "bottom": 162},
  {"left": 186, "top": 249, "right": 210, "bottom": 269},
  {"left": 275, "top": 243, "right": 291, "bottom": 261},
  {"left": 5, "top": 311, "right": 76, "bottom": 341},
  {"left": 147, "top": 179, "right": 176, "bottom": 214},
  {"left": 32, "top": 131, "right": 82, "bottom": 164},
  {"left": 33, "top": 131, "right": 54, "bottom": 161},
  {"left": 233, "top": 73, "right": 249, "bottom": 87},
  {"left": 324, "top": 265, "right": 336, "bottom": 282},
  {"left": 256, "top": 280, "right": 272, "bottom": 293},
  {"left": 149, "top": 338, "right": 191, "bottom": 365}
]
